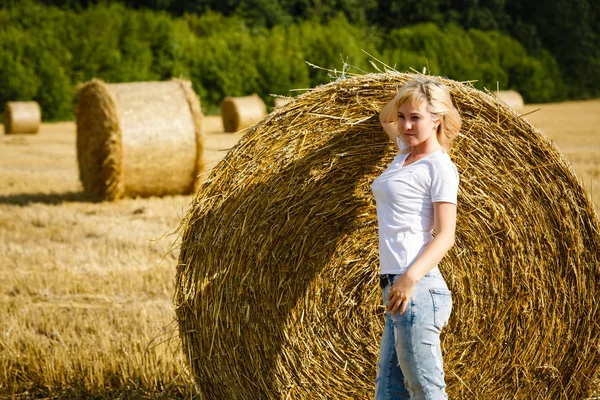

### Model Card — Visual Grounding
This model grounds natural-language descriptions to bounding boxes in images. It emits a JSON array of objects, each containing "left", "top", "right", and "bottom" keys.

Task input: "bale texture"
[
  {"left": 3, "top": 101, "right": 41, "bottom": 134},
  {"left": 175, "top": 73, "right": 600, "bottom": 399},
  {"left": 221, "top": 94, "right": 267, "bottom": 132},
  {"left": 492, "top": 90, "right": 525, "bottom": 110},
  {"left": 76, "top": 78, "right": 203, "bottom": 201}
]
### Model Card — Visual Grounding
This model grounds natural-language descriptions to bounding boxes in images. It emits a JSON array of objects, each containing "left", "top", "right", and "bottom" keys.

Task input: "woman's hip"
[{"left": 381, "top": 269, "right": 452, "bottom": 330}]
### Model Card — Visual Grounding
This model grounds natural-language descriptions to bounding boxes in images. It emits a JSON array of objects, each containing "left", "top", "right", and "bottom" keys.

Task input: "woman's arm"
[
  {"left": 379, "top": 95, "right": 401, "bottom": 147},
  {"left": 387, "top": 202, "right": 457, "bottom": 314}
]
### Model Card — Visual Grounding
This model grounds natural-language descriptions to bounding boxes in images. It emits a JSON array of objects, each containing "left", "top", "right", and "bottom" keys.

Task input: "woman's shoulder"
[
  {"left": 423, "top": 152, "right": 459, "bottom": 178},
  {"left": 426, "top": 151, "right": 456, "bottom": 167}
]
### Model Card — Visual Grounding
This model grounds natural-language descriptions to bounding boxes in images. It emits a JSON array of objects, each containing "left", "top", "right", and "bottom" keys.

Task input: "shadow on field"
[{"left": 0, "top": 191, "right": 89, "bottom": 206}]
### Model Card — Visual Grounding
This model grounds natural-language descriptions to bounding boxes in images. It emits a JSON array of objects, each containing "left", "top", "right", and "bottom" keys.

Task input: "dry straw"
[
  {"left": 3, "top": 101, "right": 41, "bottom": 134},
  {"left": 76, "top": 78, "right": 203, "bottom": 201},
  {"left": 175, "top": 72, "right": 600, "bottom": 399},
  {"left": 221, "top": 94, "right": 267, "bottom": 132},
  {"left": 492, "top": 90, "right": 525, "bottom": 110}
]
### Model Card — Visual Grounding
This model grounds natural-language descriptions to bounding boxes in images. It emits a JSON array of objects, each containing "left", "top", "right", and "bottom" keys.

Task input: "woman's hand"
[{"left": 388, "top": 273, "right": 417, "bottom": 315}]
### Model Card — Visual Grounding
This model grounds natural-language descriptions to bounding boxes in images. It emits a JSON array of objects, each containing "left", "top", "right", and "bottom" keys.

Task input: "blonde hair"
[{"left": 394, "top": 76, "right": 462, "bottom": 151}]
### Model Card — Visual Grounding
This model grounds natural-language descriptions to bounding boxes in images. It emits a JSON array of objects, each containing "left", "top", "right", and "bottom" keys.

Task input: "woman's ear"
[{"left": 435, "top": 116, "right": 444, "bottom": 131}]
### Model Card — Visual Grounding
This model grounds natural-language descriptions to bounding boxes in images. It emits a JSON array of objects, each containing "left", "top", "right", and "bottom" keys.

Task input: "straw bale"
[
  {"left": 221, "top": 94, "right": 267, "bottom": 132},
  {"left": 273, "top": 97, "right": 293, "bottom": 108},
  {"left": 3, "top": 101, "right": 41, "bottom": 134},
  {"left": 492, "top": 90, "right": 525, "bottom": 110},
  {"left": 174, "top": 73, "right": 600, "bottom": 399},
  {"left": 76, "top": 78, "right": 203, "bottom": 201}
]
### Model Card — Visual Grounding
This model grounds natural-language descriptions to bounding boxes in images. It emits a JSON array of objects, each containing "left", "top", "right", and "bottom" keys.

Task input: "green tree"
[
  {"left": 509, "top": 0, "right": 599, "bottom": 98},
  {"left": 0, "top": 27, "right": 41, "bottom": 106},
  {"left": 379, "top": 23, "right": 565, "bottom": 102}
]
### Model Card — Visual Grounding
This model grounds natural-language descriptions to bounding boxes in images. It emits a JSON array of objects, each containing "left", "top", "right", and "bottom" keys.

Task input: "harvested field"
[
  {"left": 0, "top": 117, "right": 237, "bottom": 398},
  {"left": 0, "top": 97, "right": 599, "bottom": 398},
  {"left": 522, "top": 99, "right": 600, "bottom": 212}
]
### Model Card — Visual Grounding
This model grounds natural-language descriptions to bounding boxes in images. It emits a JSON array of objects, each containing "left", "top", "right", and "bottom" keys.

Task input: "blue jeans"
[{"left": 374, "top": 268, "right": 452, "bottom": 400}]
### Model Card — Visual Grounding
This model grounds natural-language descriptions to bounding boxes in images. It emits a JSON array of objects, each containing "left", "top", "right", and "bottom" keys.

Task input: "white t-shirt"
[{"left": 371, "top": 142, "right": 459, "bottom": 275}]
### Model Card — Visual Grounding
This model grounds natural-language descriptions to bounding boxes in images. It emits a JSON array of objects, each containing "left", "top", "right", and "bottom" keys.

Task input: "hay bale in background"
[
  {"left": 492, "top": 90, "right": 524, "bottom": 110},
  {"left": 273, "top": 97, "right": 293, "bottom": 108},
  {"left": 221, "top": 94, "right": 266, "bottom": 132},
  {"left": 3, "top": 101, "right": 41, "bottom": 134},
  {"left": 76, "top": 79, "right": 203, "bottom": 201},
  {"left": 175, "top": 73, "right": 600, "bottom": 399}
]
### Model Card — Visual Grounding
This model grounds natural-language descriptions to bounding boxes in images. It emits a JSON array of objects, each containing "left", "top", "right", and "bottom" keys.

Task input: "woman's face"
[{"left": 397, "top": 100, "right": 439, "bottom": 148}]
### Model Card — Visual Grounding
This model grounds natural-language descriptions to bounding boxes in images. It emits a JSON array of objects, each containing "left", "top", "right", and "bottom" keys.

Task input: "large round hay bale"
[
  {"left": 3, "top": 101, "right": 41, "bottom": 134},
  {"left": 174, "top": 73, "right": 600, "bottom": 399},
  {"left": 76, "top": 79, "right": 203, "bottom": 201},
  {"left": 492, "top": 90, "right": 524, "bottom": 110},
  {"left": 221, "top": 94, "right": 267, "bottom": 132}
]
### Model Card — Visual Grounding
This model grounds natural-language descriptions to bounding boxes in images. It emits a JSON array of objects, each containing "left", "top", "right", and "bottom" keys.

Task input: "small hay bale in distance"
[
  {"left": 3, "top": 101, "right": 41, "bottom": 134},
  {"left": 174, "top": 73, "right": 600, "bottom": 399},
  {"left": 221, "top": 94, "right": 267, "bottom": 132},
  {"left": 76, "top": 78, "right": 203, "bottom": 201},
  {"left": 273, "top": 97, "right": 293, "bottom": 108},
  {"left": 492, "top": 90, "right": 524, "bottom": 110}
]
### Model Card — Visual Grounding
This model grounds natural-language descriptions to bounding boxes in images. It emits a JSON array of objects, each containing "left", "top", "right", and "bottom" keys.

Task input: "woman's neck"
[{"left": 410, "top": 139, "right": 443, "bottom": 157}]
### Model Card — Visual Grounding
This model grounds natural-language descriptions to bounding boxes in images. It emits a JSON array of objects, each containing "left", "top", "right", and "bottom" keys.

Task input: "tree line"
[
  {"left": 0, "top": 1, "right": 596, "bottom": 120},
  {"left": 17, "top": 0, "right": 600, "bottom": 98}
]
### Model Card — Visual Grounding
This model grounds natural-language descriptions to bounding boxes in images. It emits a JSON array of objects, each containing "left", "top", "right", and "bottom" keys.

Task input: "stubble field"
[{"left": 1, "top": 99, "right": 599, "bottom": 399}]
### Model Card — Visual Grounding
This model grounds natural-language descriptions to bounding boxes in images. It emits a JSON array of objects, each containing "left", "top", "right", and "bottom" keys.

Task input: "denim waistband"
[
  {"left": 379, "top": 274, "right": 395, "bottom": 289},
  {"left": 379, "top": 267, "right": 443, "bottom": 288}
]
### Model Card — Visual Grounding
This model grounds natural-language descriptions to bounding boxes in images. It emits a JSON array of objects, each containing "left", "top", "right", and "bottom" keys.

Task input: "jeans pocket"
[{"left": 430, "top": 288, "right": 452, "bottom": 330}]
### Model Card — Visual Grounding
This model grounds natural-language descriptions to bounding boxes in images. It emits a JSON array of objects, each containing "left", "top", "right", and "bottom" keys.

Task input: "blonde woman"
[{"left": 372, "top": 76, "right": 462, "bottom": 399}]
